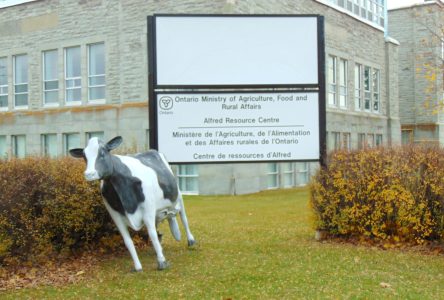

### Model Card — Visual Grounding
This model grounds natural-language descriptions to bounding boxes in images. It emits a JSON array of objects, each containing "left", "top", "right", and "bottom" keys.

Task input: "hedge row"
[
  {"left": 0, "top": 157, "right": 122, "bottom": 265},
  {"left": 310, "top": 146, "right": 444, "bottom": 244}
]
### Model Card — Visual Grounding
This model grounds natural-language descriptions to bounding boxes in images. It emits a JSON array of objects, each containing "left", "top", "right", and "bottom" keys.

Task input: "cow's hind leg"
[
  {"left": 177, "top": 193, "right": 196, "bottom": 247},
  {"left": 144, "top": 213, "right": 169, "bottom": 270}
]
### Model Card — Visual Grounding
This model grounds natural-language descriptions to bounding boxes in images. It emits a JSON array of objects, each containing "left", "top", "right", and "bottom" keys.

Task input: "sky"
[{"left": 387, "top": 0, "right": 423, "bottom": 10}]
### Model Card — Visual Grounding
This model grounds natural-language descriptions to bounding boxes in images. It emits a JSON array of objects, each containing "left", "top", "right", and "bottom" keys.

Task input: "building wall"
[
  {"left": 0, "top": 0, "right": 400, "bottom": 194},
  {"left": 389, "top": 2, "right": 444, "bottom": 145}
]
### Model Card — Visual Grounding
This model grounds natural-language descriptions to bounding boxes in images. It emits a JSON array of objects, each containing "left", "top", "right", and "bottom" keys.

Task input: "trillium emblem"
[{"left": 159, "top": 96, "right": 173, "bottom": 110}]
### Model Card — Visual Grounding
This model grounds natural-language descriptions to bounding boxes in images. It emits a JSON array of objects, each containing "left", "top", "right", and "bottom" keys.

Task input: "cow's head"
[{"left": 69, "top": 136, "right": 123, "bottom": 181}]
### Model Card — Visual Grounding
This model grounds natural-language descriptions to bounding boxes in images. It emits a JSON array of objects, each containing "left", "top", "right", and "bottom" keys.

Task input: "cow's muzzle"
[{"left": 84, "top": 170, "right": 100, "bottom": 181}]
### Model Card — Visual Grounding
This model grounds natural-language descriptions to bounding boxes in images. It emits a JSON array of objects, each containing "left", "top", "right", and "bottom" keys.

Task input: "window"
[
  {"left": 401, "top": 130, "right": 413, "bottom": 145},
  {"left": 13, "top": 54, "right": 28, "bottom": 108},
  {"left": 88, "top": 43, "right": 105, "bottom": 101},
  {"left": 42, "top": 134, "right": 57, "bottom": 158},
  {"left": 177, "top": 165, "right": 199, "bottom": 194},
  {"left": 376, "top": 134, "right": 383, "bottom": 146},
  {"left": 0, "top": 57, "right": 7, "bottom": 110},
  {"left": 0, "top": 135, "right": 6, "bottom": 158},
  {"left": 342, "top": 132, "right": 351, "bottom": 150},
  {"left": 12, "top": 135, "right": 26, "bottom": 158},
  {"left": 325, "top": 0, "right": 385, "bottom": 27},
  {"left": 296, "top": 162, "right": 310, "bottom": 186},
  {"left": 64, "top": 133, "right": 80, "bottom": 155},
  {"left": 355, "top": 64, "right": 362, "bottom": 110},
  {"left": 339, "top": 58, "right": 348, "bottom": 108},
  {"left": 367, "top": 133, "right": 375, "bottom": 148},
  {"left": 372, "top": 69, "right": 380, "bottom": 112},
  {"left": 357, "top": 64, "right": 380, "bottom": 113},
  {"left": 65, "top": 46, "right": 81, "bottom": 103},
  {"left": 86, "top": 131, "right": 104, "bottom": 142},
  {"left": 328, "top": 55, "right": 337, "bottom": 106},
  {"left": 332, "top": 131, "right": 341, "bottom": 150},
  {"left": 358, "top": 133, "right": 366, "bottom": 149},
  {"left": 282, "top": 163, "right": 294, "bottom": 188},
  {"left": 364, "top": 66, "right": 371, "bottom": 111},
  {"left": 267, "top": 163, "right": 279, "bottom": 189},
  {"left": 328, "top": 56, "right": 348, "bottom": 109},
  {"left": 43, "top": 50, "right": 59, "bottom": 106}
]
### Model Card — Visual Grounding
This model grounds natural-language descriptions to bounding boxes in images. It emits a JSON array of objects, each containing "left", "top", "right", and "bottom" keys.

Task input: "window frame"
[
  {"left": 12, "top": 134, "right": 26, "bottom": 158},
  {"left": 63, "top": 132, "right": 80, "bottom": 155},
  {"left": 13, "top": 54, "right": 28, "bottom": 109},
  {"left": 296, "top": 162, "right": 310, "bottom": 186},
  {"left": 176, "top": 164, "right": 199, "bottom": 195},
  {"left": 43, "top": 49, "right": 59, "bottom": 107},
  {"left": 354, "top": 63, "right": 362, "bottom": 111},
  {"left": 328, "top": 55, "right": 337, "bottom": 106},
  {"left": 64, "top": 46, "right": 82, "bottom": 105},
  {"left": 0, "top": 135, "right": 7, "bottom": 159},
  {"left": 339, "top": 58, "right": 348, "bottom": 108},
  {"left": 267, "top": 163, "right": 279, "bottom": 189},
  {"left": 87, "top": 42, "right": 106, "bottom": 103},
  {"left": 281, "top": 162, "right": 295, "bottom": 188},
  {"left": 41, "top": 133, "right": 58, "bottom": 158},
  {"left": 86, "top": 131, "right": 104, "bottom": 143},
  {"left": 0, "top": 57, "right": 8, "bottom": 111},
  {"left": 372, "top": 68, "right": 380, "bottom": 112}
]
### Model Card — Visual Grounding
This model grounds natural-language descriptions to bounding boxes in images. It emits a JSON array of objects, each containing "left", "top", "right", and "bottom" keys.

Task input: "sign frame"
[{"left": 148, "top": 14, "right": 326, "bottom": 165}]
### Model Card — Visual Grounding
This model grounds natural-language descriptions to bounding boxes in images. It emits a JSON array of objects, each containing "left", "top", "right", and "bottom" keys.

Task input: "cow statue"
[{"left": 69, "top": 136, "right": 195, "bottom": 272}]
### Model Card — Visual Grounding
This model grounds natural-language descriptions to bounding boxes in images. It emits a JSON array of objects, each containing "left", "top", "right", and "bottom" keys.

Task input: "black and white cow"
[{"left": 69, "top": 136, "right": 195, "bottom": 271}]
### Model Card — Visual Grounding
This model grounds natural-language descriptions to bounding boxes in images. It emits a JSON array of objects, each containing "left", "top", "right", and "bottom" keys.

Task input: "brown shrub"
[
  {"left": 310, "top": 146, "right": 444, "bottom": 244},
  {"left": 0, "top": 157, "right": 119, "bottom": 265}
]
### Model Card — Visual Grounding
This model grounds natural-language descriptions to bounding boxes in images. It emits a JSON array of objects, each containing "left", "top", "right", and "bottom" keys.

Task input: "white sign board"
[
  {"left": 157, "top": 92, "right": 320, "bottom": 163},
  {"left": 154, "top": 16, "right": 319, "bottom": 86}
]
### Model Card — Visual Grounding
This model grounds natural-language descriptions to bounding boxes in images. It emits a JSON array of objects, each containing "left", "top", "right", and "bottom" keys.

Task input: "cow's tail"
[{"left": 168, "top": 217, "right": 181, "bottom": 241}]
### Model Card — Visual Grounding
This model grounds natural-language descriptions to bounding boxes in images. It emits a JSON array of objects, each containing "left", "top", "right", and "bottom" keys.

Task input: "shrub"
[
  {"left": 0, "top": 157, "right": 121, "bottom": 265},
  {"left": 310, "top": 146, "right": 444, "bottom": 244}
]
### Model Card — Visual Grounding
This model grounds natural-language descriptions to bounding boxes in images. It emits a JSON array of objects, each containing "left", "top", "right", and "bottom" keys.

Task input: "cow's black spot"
[
  {"left": 101, "top": 156, "right": 145, "bottom": 215},
  {"left": 133, "top": 151, "right": 178, "bottom": 202}
]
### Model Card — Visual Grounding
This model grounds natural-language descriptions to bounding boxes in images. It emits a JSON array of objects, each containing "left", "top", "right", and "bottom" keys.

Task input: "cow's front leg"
[
  {"left": 115, "top": 218, "right": 143, "bottom": 272},
  {"left": 144, "top": 214, "right": 169, "bottom": 270},
  {"left": 106, "top": 205, "right": 143, "bottom": 272}
]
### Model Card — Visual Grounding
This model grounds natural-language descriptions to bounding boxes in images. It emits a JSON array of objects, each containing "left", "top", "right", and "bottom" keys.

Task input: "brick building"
[
  {"left": 389, "top": 0, "right": 444, "bottom": 145},
  {"left": 0, "top": 0, "right": 400, "bottom": 194}
]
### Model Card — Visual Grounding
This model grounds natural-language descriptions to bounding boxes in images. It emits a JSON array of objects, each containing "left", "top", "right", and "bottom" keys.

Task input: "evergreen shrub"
[{"left": 310, "top": 146, "right": 444, "bottom": 244}]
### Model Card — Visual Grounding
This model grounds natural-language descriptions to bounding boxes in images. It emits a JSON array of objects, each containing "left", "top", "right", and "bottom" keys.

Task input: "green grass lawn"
[{"left": 2, "top": 188, "right": 444, "bottom": 299}]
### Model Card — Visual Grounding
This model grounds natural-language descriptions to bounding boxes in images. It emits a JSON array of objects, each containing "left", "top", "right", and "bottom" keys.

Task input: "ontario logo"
[{"left": 159, "top": 96, "right": 173, "bottom": 110}]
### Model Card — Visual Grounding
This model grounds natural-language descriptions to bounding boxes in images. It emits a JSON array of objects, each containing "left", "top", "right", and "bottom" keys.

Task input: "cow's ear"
[
  {"left": 69, "top": 148, "right": 84, "bottom": 158},
  {"left": 105, "top": 136, "right": 123, "bottom": 151}
]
